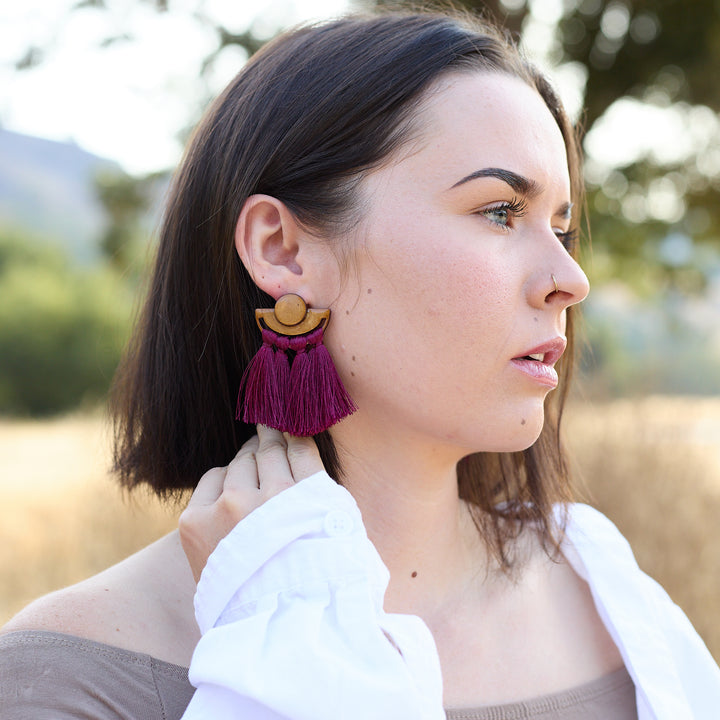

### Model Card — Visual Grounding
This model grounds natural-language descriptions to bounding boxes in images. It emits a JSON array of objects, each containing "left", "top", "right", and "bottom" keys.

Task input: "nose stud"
[{"left": 551, "top": 274, "right": 559, "bottom": 294}]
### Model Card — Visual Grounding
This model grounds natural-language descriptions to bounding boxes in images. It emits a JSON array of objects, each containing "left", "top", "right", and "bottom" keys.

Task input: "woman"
[{"left": 1, "top": 9, "right": 718, "bottom": 719}]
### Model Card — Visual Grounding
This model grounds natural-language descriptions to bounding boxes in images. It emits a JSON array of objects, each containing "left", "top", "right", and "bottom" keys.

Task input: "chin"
[
  {"left": 483, "top": 407, "right": 546, "bottom": 453},
  {"left": 493, "top": 433, "right": 543, "bottom": 454},
  {"left": 518, "top": 411, "right": 546, "bottom": 449},
  {"left": 458, "top": 417, "right": 544, "bottom": 456}
]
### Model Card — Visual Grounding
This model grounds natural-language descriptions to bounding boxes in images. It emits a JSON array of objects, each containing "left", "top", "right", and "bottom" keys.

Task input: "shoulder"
[
  {"left": 2, "top": 578, "right": 130, "bottom": 641},
  {"left": 560, "top": 503, "right": 720, "bottom": 713},
  {"left": 0, "top": 630, "right": 193, "bottom": 720},
  {"left": 1, "top": 531, "right": 199, "bottom": 667}
]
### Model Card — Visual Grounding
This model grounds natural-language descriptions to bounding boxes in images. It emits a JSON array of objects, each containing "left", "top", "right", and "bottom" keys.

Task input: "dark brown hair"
[{"left": 110, "top": 9, "right": 584, "bottom": 565}]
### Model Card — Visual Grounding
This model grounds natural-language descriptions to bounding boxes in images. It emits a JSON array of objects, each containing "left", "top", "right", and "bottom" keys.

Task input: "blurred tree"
[
  {"left": 0, "top": 230, "right": 132, "bottom": 416},
  {"left": 95, "top": 170, "right": 148, "bottom": 270},
  {"left": 12, "top": 0, "right": 720, "bottom": 291},
  {"left": 94, "top": 170, "right": 164, "bottom": 275},
  {"left": 552, "top": 0, "right": 720, "bottom": 293}
]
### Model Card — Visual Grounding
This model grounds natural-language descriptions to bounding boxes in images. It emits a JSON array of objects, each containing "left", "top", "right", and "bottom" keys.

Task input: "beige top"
[
  {"left": 445, "top": 665, "right": 637, "bottom": 719},
  {"left": 0, "top": 631, "right": 637, "bottom": 719}
]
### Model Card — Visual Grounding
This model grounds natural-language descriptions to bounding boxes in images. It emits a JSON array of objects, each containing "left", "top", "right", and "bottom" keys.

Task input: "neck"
[{"left": 332, "top": 418, "right": 489, "bottom": 617}]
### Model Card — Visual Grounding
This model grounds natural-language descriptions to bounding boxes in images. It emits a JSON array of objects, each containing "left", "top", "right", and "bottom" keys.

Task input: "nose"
[
  {"left": 533, "top": 245, "right": 590, "bottom": 311},
  {"left": 545, "top": 258, "right": 589, "bottom": 308}
]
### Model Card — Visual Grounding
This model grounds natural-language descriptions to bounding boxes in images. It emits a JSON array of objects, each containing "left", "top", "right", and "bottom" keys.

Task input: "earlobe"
[{"left": 234, "top": 195, "right": 304, "bottom": 297}]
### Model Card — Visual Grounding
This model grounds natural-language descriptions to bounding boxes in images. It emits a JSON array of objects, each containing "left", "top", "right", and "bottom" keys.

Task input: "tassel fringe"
[{"left": 237, "top": 325, "right": 356, "bottom": 436}]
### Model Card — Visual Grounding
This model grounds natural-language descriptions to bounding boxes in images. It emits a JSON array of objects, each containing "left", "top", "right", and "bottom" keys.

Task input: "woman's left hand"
[{"left": 178, "top": 425, "right": 324, "bottom": 583}]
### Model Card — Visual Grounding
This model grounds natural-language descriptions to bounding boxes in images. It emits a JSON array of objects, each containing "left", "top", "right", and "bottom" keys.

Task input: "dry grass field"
[
  {"left": 565, "top": 396, "right": 720, "bottom": 664},
  {"left": 0, "top": 413, "right": 180, "bottom": 623},
  {"left": 1, "top": 397, "right": 719, "bottom": 663}
]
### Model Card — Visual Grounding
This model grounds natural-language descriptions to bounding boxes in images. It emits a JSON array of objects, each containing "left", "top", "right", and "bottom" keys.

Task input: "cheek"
[
  {"left": 413, "top": 249, "right": 518, "bottom": 357},
  {"left": 330, "top": 201, "right": 524, "bottom": 380},
  {"left": 375, "top": 216, "right": 519, "bottom": 341},
  {"left": 337, "top": 249, "right": 516, "bottom": 383}
]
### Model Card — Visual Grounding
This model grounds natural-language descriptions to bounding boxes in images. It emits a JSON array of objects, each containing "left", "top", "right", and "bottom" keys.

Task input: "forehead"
[{"left": 404, "top": 71, "right": 571, "bottom": 194}]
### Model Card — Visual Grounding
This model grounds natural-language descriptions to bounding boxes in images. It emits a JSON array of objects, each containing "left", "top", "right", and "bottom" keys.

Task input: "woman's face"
[{"left": 314, "top": 71, "right": 589, "bottom": 456}]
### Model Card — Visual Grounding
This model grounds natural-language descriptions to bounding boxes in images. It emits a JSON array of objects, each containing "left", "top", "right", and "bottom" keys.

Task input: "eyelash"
[
  {"left": 556, "top": 229, "right": 578, "bottom": 253},
  {"left": 479, "top": 197, "right": 578, "bottom": 252},
  {"left": 479, "top": 197, "right": 528, "bottom": 229}
]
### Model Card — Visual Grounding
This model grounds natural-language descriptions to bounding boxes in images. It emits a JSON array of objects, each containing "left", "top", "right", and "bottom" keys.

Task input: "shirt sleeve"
[
  {"left": 562, "top": 503, "right": 720, "bottom": 720},
  {"left": 182, "top": 470, "right": 445, "bottom": 720}
]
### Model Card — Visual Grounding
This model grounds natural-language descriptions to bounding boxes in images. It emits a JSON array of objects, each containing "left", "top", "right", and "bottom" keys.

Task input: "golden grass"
[
  {"left": 0, "top": 413, "right": 179, "bottom": 621},
  {"left": 1, "top": 398, "right": 718, "bottom": 663},
  {"left": 565, "top": 396, "right": 720, "bottom": 664}
]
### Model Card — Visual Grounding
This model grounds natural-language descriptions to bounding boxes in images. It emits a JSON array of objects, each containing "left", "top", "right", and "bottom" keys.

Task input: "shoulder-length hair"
[{"left": 110, "top": 9, "right": 584, "bottom": 566}]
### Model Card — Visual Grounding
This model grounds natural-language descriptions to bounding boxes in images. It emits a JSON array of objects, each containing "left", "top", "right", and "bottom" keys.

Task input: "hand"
[{"left": 179, "top": 425, "right": 325, "bottom": 583}]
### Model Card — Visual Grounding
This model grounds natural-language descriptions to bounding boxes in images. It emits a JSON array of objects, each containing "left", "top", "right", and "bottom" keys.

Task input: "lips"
[
  {"left": 514, "top": 337, "right": 567, "bottom": 366},
  {"left": 511, "top": 337, "right": 567, "bottom": 388}
]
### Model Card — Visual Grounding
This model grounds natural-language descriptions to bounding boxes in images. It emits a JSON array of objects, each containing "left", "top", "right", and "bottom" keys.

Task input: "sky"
[
  {"left": 0, "top": 0, "right": 350, "bottom": 175},
  {"left": 2, "top": 0, "right": 718, "bottom": 185}
]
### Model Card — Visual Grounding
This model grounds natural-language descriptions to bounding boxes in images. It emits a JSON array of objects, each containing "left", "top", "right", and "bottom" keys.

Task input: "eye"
[
  {"left": 479, "top": 197, "right": 528, "bottom": 230},
  {"left": 555, "top": 228, "right": 578, "bottom": 253}
]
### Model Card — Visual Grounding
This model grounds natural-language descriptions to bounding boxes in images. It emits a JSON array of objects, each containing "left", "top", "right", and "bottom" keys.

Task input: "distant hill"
[{"left": 0, "top": 129, "right": 121, "bottom": 263}]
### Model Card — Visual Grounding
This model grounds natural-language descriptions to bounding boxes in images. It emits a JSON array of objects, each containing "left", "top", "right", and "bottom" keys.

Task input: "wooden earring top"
[{"left": 256, "top": 293, "right": 330, "bottom": 335}]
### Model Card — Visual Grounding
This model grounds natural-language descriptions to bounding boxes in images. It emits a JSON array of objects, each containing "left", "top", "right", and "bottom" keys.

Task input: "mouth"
[
  {"left": 511, "top": 337, "right": 567, "bottom": 388},
  {"left": 514, "top": 337, "right": 567, "bottom": 366},
  {"left": 523, "top": 352, "right": 547, "bottom": 362}
]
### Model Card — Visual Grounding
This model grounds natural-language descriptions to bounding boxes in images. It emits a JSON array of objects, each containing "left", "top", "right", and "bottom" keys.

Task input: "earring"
[
  {"left": 551, "top": 274, "right": 559, "bottom": 294},
  {"left": 236, "top": 293, "right": 357, "bottom": 436}
]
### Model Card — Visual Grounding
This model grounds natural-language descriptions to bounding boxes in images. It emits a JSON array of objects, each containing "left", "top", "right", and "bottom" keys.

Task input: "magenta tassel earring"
[{"left": 236, "top": 293, "right": 356, "bottom": 436}]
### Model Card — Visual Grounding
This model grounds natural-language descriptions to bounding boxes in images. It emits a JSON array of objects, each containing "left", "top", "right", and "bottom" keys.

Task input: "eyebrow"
[
  {"left": 450, "top": 166, "right": 573, "bottom": 218},
  {"left": 451, "top": 167, "right": 541, "bottom": 196}
]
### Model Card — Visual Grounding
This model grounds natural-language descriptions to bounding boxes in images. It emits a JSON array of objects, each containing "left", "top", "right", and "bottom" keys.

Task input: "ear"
[{"left": 235, "top": 194, "right": 314, "bottom": 302}]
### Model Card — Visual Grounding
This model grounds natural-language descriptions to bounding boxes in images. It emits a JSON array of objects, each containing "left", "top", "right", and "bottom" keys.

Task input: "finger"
[
  {"left": 256, "top": 424, "right": 295, "bottom": 497},
  {"left": 284, "top": 433, "right": 325, "bottom": 482},
  {"left": 234, "top": 432, "right": 260, "bottom": 459},
  {"left": 186, "top": 466, "right": 227, "bottom": 508},
  {"left": 224, "top": 435, "right": 260, "bottom": 491}
]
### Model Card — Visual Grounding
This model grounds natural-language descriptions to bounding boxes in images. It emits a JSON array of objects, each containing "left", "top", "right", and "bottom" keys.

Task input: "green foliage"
[
  {"left": 580, "top": 292, "right": 720, "bottom": 396},
  {"left": 0, "top": 230, "right": 134, "bottom": 416},
  {"left": 94, "top": 169, "right": 162, "bottom": 274}
]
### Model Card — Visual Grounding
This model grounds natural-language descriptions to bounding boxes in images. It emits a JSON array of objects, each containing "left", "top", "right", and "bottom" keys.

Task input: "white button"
[{"left": 323, "top": 509, "right": 354, "bottom": 536}]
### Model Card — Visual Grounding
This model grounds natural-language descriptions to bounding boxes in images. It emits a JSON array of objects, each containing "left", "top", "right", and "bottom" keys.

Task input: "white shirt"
[{"left": 183, "top": 471, "right": 720, "bottom": 719}]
